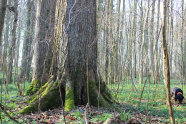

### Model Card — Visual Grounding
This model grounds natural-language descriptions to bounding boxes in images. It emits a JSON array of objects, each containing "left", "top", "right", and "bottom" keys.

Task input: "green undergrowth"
[
  {"left": 0, "top": 76, "right": 185, "bottom": 123},
  {"left": 0, "top": 82, "right": 30, "bottom": 123},
  {"left": 108, "top": 77, "right": 186, "bottom": 123}
]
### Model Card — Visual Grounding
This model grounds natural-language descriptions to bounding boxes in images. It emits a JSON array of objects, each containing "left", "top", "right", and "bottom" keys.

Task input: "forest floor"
[{"left": 0, "top": 77, "right": 186, "bottom": 124}]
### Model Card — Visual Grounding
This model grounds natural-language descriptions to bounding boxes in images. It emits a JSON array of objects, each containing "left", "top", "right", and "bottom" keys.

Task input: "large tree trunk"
[
  {"left": 20, "top": 0, "right": 112, "bottom": 114},
  {"left": 26, "top": 0, "right": 56, "bottom": 95},
  {"left": 64, "top": 0, "right": 112, "bottom": 111},
  {"left": 20, "top": 0, "right": 35, "bottom": 81},
  {"left": 0, "top": 0, "right": 7, "bottom": 64}
]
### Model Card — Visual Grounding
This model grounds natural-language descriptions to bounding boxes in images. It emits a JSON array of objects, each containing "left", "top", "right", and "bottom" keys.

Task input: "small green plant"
[
  {"left": 90, "top": 113, "right": 112, "bottom": 122},
  {"left": 120, "top": 111, "right": 132, "bottom": 121}
]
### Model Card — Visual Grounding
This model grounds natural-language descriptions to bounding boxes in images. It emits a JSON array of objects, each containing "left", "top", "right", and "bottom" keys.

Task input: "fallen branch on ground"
[{"left": 0, "top": 103, "right": 18, "bottom": 123}]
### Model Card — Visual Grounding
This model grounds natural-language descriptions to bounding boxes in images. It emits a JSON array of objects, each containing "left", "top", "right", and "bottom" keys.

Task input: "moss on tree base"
[
  {"left": 26, "top": 79, "right": 43, "bottom": 95},
  {"left": 20, "top": 78, "right": 113, "bottom": 114},
  {"left": 20, "top": 81, "right": 62, "bottom": 114},
  {"left": 64, "top": 79, "right": 75, "bottom": 111}
]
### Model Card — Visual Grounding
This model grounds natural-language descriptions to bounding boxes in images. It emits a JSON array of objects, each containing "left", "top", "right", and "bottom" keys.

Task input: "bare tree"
[
  {"left": 149, "top": 0, "right": 155, "bottom": 83},
  {"left": 162, "top": 0, "right": 175, "bottom": 123},
  {"left": 154, "top": 0, "right": 160, "bottom": 83},
  {"left": 180, "top": 0, "right": 184, "bottom": 81},
  {"left": 6, "top": 0, "right": 18, "bottom": 88},
  {"left": 0, "top": 0, "right": 7, "bottom": 64},
  {"left": 133, "top": 0, "right": 137, "bottom": 78},
  {"left": 20, "top": 0, "right": 35, "bottom": 81},
  {"left": 138, "top": 0, "right": 143, "bottom": 84}
]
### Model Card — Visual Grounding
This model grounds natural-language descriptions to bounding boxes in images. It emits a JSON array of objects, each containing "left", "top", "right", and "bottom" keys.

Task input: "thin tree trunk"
[
  {"left": 149, "top": 0, "right": 155, "bottom": 83},
  {"left": 139, "top": 0, "right": 150, "bottom": 84},
  {"left": 133, "top": 0, "right": 137, "bottom": 78},
  {"left": 115, "top": 0, "right": 121, "bottom": 81},
  {"left": 154, "top": 0, "right": 160, "bottom": 83},
  {"left": 180, "top": 0, "right": 184, "bottom": 81},
  {"left": 169, "top": 0, "right": 174, "bottom": 75},
  {"left": 108, "top": 0, "right": 114, "bottom": 84},
  {"left": 184, "top": 4, "right": 186, "bottom": 82},
  {"left": 139, "top": 0, "right": 143, "bottom": 84},
  {"left": 162, "top": 0, "right": 175, "bottom": 123}
]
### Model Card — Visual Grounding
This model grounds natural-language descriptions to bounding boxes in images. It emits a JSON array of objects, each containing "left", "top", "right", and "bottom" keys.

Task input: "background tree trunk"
[
  {"left": 20, "top": 0, "right": 35, "bottom": 81},
  {"left": 133, "top": 0, "right": 137, "bottom": 78},
  {"left": 0, "top": 0, "right": 7, "bottom": 64},
  {"left": 6, "top": 0, "right": 18, "bottom": 87},
  {"left": 154, "top": 0, "right": 160, "bottom": 83},
  {"left": 26, "top": 0, "right": 56, "bottom": 95},
  {"left": 149, "top": 0, "right": 155, "bottom": 83},
  {"left": 138, "top": 0, "right": 143, "bottom": 84}
]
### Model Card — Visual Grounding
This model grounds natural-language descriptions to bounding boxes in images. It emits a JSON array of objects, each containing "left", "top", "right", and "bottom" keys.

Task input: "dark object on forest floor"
[{"left": 171, "top": 87, "right": 184, "bottom": 104}]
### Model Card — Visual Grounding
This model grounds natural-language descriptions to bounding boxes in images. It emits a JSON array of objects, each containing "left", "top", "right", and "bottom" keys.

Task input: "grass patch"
[
  {"left": 0, "top": 76, "right": 185, "bottom": 123},
  {"left": 0, "top": 82, "right": 30, "bottom": 123},
  {"left": 108, "top": 77, "right": 186, "bottom": 123}
]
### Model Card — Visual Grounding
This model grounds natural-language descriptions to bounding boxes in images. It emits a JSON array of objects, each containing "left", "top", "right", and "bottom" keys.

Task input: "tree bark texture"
[
  {"left": 154, "top": 0, "right": 160, "bottom": 83},
  {"left": 7, "top": 0, "right": 18, "bottom": 86},
  {"left": 0, "top": 0, "right": 7, "bottom": 64},
  {"left": 20, "top": 0, "right": 35, "bottom": 81},
  {"left": 26, "top": 0, "right": 57, "bottom": 95},
  {"left": 32, "top": 0, "right": 56, "bottom": 83},
  {"left": 150, "top": 0, "right": 155, "bottom": 83},
  {"left": 21, "top": 0, "right": 112, "bottom": 114},
  {"left": 64, "top": 0, "right": 112, "bottom": 111},
  {"left": 162, "top": 0, "right": 175, "bottom": 123}
]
